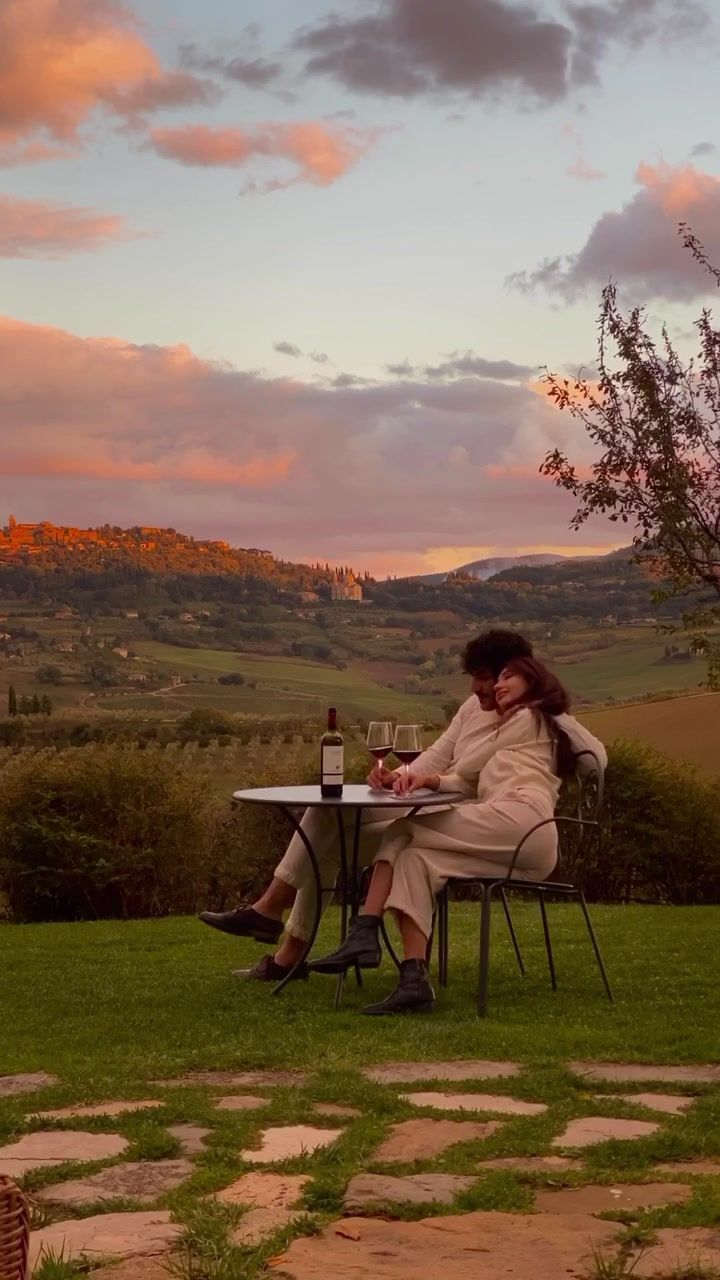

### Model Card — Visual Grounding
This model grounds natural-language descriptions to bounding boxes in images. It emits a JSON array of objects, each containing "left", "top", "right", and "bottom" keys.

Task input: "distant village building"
[
  {"left": 112, "top": 646, "right": 129, "bottom": 659},
  {"left": 56, "top": 641, "right": 74, "bottom": 653},
  {"left": 127, "top": 671, "right": 149, "bottom": 682},
  {"left": 179, "top": 612, "right": 195, "bottom": 623},
  {"left": 330, "top": 569, "right": 364, "bottom": 602}
]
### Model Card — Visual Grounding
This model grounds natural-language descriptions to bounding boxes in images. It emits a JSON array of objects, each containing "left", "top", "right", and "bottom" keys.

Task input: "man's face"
[{"left": 470, "top": 668, "right": 498, "bottom": 711}]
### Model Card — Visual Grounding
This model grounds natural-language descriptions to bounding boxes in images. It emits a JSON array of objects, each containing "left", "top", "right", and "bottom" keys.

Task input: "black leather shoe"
[
  {"left": 232, "top": 954, "right": 309, "bottom": 982},
  {"left": 307, "top": 914, "right": 382, "bottom": 974},
  {"left": 198, "top": 906, "right": 283, "bottom": 945},
  {"left": 363, "top": 959, "right": 435, "bottom": 1015}
]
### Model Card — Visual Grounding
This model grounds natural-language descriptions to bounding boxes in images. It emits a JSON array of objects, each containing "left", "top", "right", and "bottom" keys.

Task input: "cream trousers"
[
  {"left": 378, "top": 796, "right": 558, "bottom": 940},
  {"left": 274, "top": 805, "right": 404, "bottom": 941}
]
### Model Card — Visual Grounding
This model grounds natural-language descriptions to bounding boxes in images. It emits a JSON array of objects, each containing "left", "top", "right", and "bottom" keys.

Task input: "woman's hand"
[
  {"left": 392, "top": 772, "right": 441, "bottom": 796},
  {"left": 367, "top": 762, "right": 398, "bottom": 791}
]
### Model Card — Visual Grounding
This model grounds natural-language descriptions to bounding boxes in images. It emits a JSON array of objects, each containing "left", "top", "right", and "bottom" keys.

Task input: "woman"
[{"left": 310, "top": 657, "right": 580, "bottom": 1015}]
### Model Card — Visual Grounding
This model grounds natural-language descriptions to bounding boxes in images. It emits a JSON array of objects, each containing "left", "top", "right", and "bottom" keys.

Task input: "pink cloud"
[
  {"left": 0, "top": 195, "right": 136, "bottom": 258},
  {"left": 510, "top": 159, "right": 720, "bottom": 301},
  {"left": 566, "top": 156, "right": 605, "bottom": 181},
  {"left": 0, "top": 314, "right": 612, "bottom": 569},
  {"left": 0, "top": 0, "right": 212, "bottom": 161},
  {"left": 149, "top": 121, "right": 381, "bottom": 187}
]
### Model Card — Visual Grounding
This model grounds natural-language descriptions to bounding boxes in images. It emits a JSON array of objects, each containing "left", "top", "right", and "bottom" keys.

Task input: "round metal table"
[{"left": 232, "top": 784, "right": 468, "bottom": 1002}]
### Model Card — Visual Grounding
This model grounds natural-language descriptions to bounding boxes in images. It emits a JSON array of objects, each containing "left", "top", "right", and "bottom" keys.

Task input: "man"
[{"left": 199, "top": 629, "right": 606, "bottom": 981}]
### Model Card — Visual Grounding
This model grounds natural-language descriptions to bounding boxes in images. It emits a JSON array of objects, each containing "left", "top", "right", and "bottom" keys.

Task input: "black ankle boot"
[
  {"left": 307, "top": 914, "right": 382, "bottom": 974},
  {"left": 363, "top": 959, "right": 435, "bottom": 1016}
]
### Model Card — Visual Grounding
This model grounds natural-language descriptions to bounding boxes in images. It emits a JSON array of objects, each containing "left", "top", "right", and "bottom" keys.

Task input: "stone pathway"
[{"left": 3, "top": 1060, "right": 720, "bottom": 1277}]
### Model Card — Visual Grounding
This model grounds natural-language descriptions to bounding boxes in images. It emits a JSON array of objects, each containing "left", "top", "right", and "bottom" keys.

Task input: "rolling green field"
[{"left": 126, "top": 641, "right": 443, "bottom": 720}]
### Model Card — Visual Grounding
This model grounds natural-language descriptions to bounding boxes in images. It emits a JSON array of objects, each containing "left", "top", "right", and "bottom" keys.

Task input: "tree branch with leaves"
[{"left": 540, "top": 226, "right": 720, "bottom": 685}]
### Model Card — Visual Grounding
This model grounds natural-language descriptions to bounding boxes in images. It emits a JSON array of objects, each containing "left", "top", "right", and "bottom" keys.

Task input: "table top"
[{"left": 232, "top": 784, "right": 469, "bottom": 809}]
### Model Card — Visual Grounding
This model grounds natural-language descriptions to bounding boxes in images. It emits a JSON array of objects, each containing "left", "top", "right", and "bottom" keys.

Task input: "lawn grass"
[
  {"left": 3, "top": 905, "right": 720, "bottom": 1279},
  {"left": 2, "top": 904, "right": 718, "bottom": 1086}
]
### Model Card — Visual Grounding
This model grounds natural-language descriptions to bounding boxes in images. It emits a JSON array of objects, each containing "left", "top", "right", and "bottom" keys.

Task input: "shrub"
[
  {"left": 588, "top": 740, "right": 720, "bottom": 905},
  {"left": 0, "top": 743, "right": 217, "bottom": 921}
]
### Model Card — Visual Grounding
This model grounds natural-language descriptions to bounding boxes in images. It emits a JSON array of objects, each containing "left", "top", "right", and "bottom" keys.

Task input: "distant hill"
[{"left": 413, "top": 553, "right": 575, "bottom": 585}]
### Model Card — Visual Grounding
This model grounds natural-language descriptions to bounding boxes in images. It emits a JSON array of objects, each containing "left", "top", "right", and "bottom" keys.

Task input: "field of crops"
[{"left": 581, "top": 692, "right": 720, "bottom": 776}]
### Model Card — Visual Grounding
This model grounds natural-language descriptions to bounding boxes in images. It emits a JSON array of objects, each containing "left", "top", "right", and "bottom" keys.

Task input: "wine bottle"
[{"left": 320, "top": 707, "right": 344, "bottom": 798}]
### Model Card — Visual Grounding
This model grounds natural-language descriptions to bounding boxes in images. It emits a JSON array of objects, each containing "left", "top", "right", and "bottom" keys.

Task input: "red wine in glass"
[
  {"left": 393, "top": 725, "right": 423, "bottom": 790},
  {"left": 367, "top": 722, "right": 393, "bottom": 786}
]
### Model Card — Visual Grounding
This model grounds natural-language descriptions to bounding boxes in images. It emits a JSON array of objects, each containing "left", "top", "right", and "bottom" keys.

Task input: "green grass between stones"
[{"left": 2, "top": 903, "right": 719, "bottom": 1279}]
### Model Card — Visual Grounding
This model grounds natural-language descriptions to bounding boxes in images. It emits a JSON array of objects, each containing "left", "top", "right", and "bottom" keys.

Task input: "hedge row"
[{"left": 1, "top": 738, "right": 719, "bottom": 922}]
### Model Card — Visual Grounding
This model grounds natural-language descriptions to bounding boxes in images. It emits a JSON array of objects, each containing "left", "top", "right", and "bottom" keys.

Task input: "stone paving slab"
[
  {"left": 655, "top": 1159, "right": 720, "bottom": 1176},
  {"left": 0, "top": 1072, "right": 60, "bottom": 1097},
  {"left": 478, "top": 1155, "right": 583, "bottom": 1173},
  {"left": 401, "top": 1091, "right": 547, "bottom": 1116},
  {"left": 31, "top": 1100, "right": 164, "bottom": 1121},
  {"left": 372, "top": 1118, "right": 502, "bottom": 1164},
  {"left": 35, "top": 1159, "right": 194, "bottom": 1205},
  {"left": 614, "top": 1091, "right": 695, "bottom": 1116},
  {"left": 0, "top": 1130, "right": 128, "bottom": 1176},
  {"left": 155, "top": 1070, "right": 307, "bottom": 1088},
  {"left": 534, "top": 1182, "right": 691, "bottom": 1217},
  {"left": 217, "top": 1172, "right": 309, "bottom": 1208},
  {"left": 344, "top": 1172, "right": 476, "bottom": 1210},
  {"left": 364, "top": 1060, "right": 520, "bottom": 1085},
  {"left": 167, "top": 1124, "right": 210, "bottom": 1155},
  {"left": 214, "top": 1094, "right": 269, "bottom": 1111},
  {"left": 552, "top": 1116, "right": 659, "bottom": 1149},
  {"left": 630, "top": 1226, "right": 720, "bottom": 1276},
  {"left": 271, "top": 1210, "right": 620, "bottom": 1279},
  {"left": 90, "top": 1261, "right": 173, "bottom": 1280},
  {"left": 232, "top": 1206, "right": 313, "bottom": 1246},
  {"left": 241, "top": 1125, "right": 343, "bottom": 1164},
  {"left": 29, "top": 1211, "right": 182, "bottom": 1268},
  {"left": 571, "top": 1061, "right": 720, "bottom": 1084}
]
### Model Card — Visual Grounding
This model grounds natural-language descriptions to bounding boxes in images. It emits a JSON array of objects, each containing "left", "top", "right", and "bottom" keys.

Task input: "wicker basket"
[{"left": 0, "top": 1176, "right": 29, "bottom": 1280}]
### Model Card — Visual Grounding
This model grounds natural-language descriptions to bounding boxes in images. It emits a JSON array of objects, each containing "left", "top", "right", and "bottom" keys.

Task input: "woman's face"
[{"left": 494, "top": 666, "right": 530, "bottom": 712}]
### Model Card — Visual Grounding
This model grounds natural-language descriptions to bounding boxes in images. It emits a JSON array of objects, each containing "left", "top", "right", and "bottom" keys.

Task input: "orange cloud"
[
  {"left": 3, "top": 450, "right": 296, "bottom": 487},
  {"left": 635, "top": 160, "right": 720, "bottom": 215},
  {"left": 0, "top": 0, "right": 210, "bottom": 161},
  {"left": 0, "top": 195, "right": 135, "bottom": 258},
  {"left": 149, "top": 121, "right": 380, "bottom": 187}
]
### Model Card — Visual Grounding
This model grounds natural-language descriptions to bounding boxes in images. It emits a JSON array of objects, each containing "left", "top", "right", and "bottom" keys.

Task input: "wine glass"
[
  {"left": 367, "top": 721, "right": 393, "bottom": 788},
  {"left": 393, "top": 724, "right": 423, "bottom": 791}
]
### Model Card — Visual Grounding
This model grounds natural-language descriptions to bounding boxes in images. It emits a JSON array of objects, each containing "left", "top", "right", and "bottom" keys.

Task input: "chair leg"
[
  {"left": 578, "top": 889, "right": 614, "bottom": 1003},
  {"left": 438, "top": 889, "right": 449, "bottom": 988},
  {"left": 499, "top": 888, "right": 525, "bottom": 976},
  {"left": 426, "top": 909, "right": 436, "bottom": 968},
  {"left": 380, "top": 917, "right": 402, "bottom": 971},
  {"left": 538, "top": 894, "right": 557, "bottom": 990},
  {"left": 477, "top": 884, "right": 494, "bottom": 1017}
]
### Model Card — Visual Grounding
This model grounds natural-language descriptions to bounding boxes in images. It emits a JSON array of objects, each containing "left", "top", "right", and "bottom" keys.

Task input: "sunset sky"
[{"left": 1, "top": 0, "right": 719, "bottom": 576}]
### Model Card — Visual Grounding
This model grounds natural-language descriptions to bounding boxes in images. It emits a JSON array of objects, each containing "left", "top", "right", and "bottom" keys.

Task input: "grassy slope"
[{"left": 582, "top": 692, "right": 720, "bottom": 777}]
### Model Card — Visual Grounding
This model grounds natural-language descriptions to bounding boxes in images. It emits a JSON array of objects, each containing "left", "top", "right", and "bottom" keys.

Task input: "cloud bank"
[
  {"left": 0, "top": 314, "right": 606, "bottom": 571},
  {"left": 509, "top": 161, "right": 720, "bottom": 301}
]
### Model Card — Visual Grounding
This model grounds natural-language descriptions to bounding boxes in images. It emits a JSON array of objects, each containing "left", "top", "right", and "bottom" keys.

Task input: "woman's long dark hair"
[{"left": 500, "top": 657, "right": 576, "bottom": 779}]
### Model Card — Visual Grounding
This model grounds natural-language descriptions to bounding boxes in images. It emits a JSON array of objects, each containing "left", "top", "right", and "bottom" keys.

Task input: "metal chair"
[{"left": 435, "top": 750, "right": 614, "bottom": 1016}]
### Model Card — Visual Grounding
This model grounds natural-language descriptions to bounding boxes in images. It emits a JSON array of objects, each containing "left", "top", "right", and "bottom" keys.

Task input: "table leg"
[
  {"left": 334, "top": 810, "right": 350, "bottom": 1009},
  {"left": 350, "top": 808, "right": 364, "bottom": 988},
  {"left": 272, "top": 806, "right": 324, "bottom": 997}
]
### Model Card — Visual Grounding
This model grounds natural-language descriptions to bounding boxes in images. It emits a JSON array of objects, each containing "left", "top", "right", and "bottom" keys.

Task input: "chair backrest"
[
  {"left": 0, "top": 1176, "right": 30, "bottom": 1280},
  {"left": 552, "top": 749, "right": 604, "bottom": 884}
]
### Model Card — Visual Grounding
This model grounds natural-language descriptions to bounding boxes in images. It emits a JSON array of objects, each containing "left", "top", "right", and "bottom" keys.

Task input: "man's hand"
[
  {"left": 392, "top": 772, "right": 441, "bottom": 796},
  {"left": 367, "top": 762, "right": 398, "bottom": 791}
]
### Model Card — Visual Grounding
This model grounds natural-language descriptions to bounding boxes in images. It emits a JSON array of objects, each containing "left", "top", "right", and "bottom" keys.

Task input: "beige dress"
[
  {"left": 276, "top": 698, "right": 604, "bottom": 941},
  {"left": 379, "top": 707, "right": 562, "bottom": 939}
]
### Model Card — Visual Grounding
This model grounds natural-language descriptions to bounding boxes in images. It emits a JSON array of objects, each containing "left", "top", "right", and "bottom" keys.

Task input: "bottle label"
[{"left": 321, "top": 745, "right": 344, "bottom": 782}]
